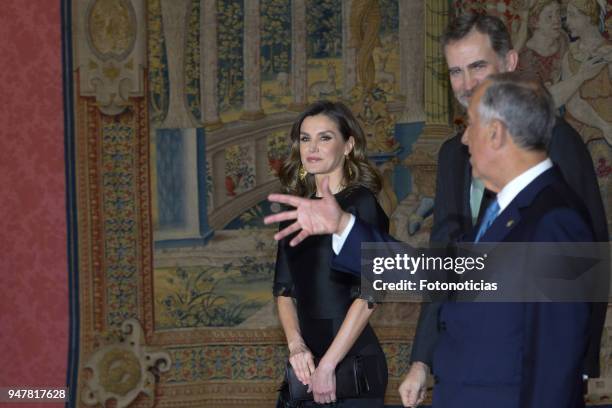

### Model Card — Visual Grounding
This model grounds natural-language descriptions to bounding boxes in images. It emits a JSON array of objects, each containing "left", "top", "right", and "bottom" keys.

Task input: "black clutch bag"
[{"left": 284, "top": 355, "right": 383, "bottom": 402}]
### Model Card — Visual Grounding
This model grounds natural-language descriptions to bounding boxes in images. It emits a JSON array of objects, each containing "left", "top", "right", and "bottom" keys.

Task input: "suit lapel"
[
  {"left": 481, "top": 205, "right": 521, "bottom": 243},
  {"left": 460, "top": 140, "right": 473, "bottom": 230},
  {"left": 479, "top": 167, "right": 559, "bottom": 243}
]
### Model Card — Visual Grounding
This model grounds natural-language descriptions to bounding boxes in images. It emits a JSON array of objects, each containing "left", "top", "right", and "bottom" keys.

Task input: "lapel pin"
[{"left": 506, "top": 219, "right": 515, "bottom": 228}]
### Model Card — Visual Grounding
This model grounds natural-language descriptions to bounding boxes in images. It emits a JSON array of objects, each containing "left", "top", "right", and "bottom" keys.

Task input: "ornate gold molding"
[
  {"left": 77, "top": 0, "right": 146, "bottom": 115},
  {"left": 82, "top": 319, "right": 171, "bottom": 408}
]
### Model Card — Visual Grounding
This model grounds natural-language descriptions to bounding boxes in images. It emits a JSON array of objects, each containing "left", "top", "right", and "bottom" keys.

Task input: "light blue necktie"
[
  {"left": 470, "top": 178, "right": 486, "bottom": 225},
  {"left": 474, "top": 200, "right": 500, "bottom": 242}
]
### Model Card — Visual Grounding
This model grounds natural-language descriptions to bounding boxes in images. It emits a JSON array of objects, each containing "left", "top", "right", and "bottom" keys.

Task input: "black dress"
[{"left": 274, "top": 186, "right": 389, "bottom": 404}]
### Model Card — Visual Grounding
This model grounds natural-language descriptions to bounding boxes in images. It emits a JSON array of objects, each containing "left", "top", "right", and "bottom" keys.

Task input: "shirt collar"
[{"left": 496, "top": 158, "right": 553, "bottom": 212}]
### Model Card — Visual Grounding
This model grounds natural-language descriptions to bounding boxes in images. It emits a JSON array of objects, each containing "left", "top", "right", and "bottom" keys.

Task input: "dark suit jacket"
[
  {"left": 334, "top": 167, "right": 594, "bottom": 407},
  {"left": 414, "top": 118, "right": 608, "bottom": 377},
  {"left": 433, "top": 167, "right": 593, "bottom": 408}
]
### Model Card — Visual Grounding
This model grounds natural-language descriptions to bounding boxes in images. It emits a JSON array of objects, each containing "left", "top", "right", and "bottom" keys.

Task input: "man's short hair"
[
  {"left": 442, "top": 14, "right": 513, "bottom": 58},
  {"left": 478, "top": 72, "right": 555, "bottom": 151}
]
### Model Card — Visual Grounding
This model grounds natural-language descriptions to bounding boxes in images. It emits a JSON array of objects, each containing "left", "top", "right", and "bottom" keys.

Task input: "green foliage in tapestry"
[
  {"left": 147, "top": 0, "right": 169, "bottom": 124},
  {"left": 379, "top": 0, "right": 399, "bottom": 36},
  {"left": 157, "top": 261, "right": 273, "bottom": 328},
  {"left": 267, "top": 130, "right": 290, "bottom": 176},
  {"left": 261, "top": 0, "right": 291, "bottom": 76},
  {"left": 217, "top": 0, "right": 244, "bottom": 112},
  {"left": 224, "top": 144, "right": 255, "bottom": 196},
  {"left": 185, "top": 0, "right": 201, "bottom": 121},
  {"left": 205, "top": 159, "right": 214, "bottom": 214},
  {"left": 306, "top": 0, "right": 341, "bottom": 58}
]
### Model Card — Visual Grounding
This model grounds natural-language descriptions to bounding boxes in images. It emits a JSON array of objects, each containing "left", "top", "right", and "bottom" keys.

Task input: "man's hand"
[
  {"left": 399, "top": 362, "right": 429, "bottom": 407},
  {"left": 264, "top": 177, "right": 351, "bottom": 246}
]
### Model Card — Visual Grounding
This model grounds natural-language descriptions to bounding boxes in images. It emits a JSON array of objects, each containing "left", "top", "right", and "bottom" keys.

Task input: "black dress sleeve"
[
  {"left": 343, "top": 186, "right": 389, "bottom": 233},
  {"left": 341, "top": 187, "right": 389, "bottom": 304},
  {"left": 272, "top": 221, "right": 294, "bottom": 297}
]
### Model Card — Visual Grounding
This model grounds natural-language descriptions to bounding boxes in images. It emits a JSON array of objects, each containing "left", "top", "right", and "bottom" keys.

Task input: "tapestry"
[
  {"left": 64, "top": 0, "right": 612, "bottom": 406},
  {"left": 68, "top": 0, "right": 421, "bottom": 406},
  {"left": 451, "top": 0, "right": 612, "bottom": 403}
]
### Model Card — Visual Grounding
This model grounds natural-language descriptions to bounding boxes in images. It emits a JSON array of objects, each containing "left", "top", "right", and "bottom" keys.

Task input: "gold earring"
[
  {"left": 345, "top": 159, "right": 353, "bottom": 178},
  {"left": 299, "top": 165, "right": 308, "bottom": 181}
]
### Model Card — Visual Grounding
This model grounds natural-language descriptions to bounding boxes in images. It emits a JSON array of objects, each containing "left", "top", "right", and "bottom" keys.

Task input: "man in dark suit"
[
  {"left": 431, "top": 72, "right": 592, "bottom": 407},
  {"left": 265, "top": 73, "right": 595, "bottom": 407},
  {"left": 400, "top": 14, "right": 608, "bottom": 406}
]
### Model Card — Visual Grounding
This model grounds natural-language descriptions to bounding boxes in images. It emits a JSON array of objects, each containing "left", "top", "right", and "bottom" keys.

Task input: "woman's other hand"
[
  {"left": 310, "top": 359, "right": 337, "bottom": 404},
  {"left": 288, "top": 340, "right": 315, "bottom": 386}
]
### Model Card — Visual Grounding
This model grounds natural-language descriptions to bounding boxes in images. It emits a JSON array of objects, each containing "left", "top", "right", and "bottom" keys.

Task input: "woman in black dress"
[{"left": 274, "top": 101, "right": 389, "bottom": 407}]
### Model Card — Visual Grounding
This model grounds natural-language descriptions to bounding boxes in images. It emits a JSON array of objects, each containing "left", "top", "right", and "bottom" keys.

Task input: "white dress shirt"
[
  {"left": 496, "top": 158, "right": 553, "bottom": 213},
  {"left": 332, "top": 213, "right": 356, "bottom": 255}
]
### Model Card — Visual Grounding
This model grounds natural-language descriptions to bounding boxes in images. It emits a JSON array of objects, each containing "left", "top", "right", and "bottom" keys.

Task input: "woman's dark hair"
[{"left": 278, "top": 100, "right": 382, "bottom": 197}]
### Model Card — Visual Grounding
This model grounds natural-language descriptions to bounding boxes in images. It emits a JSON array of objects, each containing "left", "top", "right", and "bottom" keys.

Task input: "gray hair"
[{"left": 478, "top": 72, "right": 555, "bottom": 151}]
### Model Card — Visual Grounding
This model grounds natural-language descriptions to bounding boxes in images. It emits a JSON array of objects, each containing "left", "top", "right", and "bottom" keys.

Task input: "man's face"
[
  {"left": 461, "top": 83, "right": 494, "bottom": 184},
  {"left": 445, "top": 29, "right": 509, "bottom": 108}
]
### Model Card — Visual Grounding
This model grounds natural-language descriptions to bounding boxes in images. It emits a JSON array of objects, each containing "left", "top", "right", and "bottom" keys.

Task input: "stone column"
[
  {"left": 240, "top": 0, "right": 265, "bottom": 120},
  {"left": 399, "top": 0, "right": 425, "bottom": 122},
  {"left": 403, "top": 0, "right": 450, "bottom": 200},
  {"left": 342, "top": 0, "right": 357, "bottom": 99},
  {"left": 288, "top": 0, "right": 307, "bottom": 111},
  {"left": 201, "top": 0, "right": 222, "bottom": 130},
  {"left": 157, "top": 0, "right": 213, "bottom": 246},
  {"left": 422, "top": 0, "right": 451, "bottom": 138},
  {"left": 160, "top": 0, "right": 196, "bottom": 128},
  {"left": 154, "top": 129, "right": 213, "bottom": 246}
]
